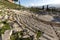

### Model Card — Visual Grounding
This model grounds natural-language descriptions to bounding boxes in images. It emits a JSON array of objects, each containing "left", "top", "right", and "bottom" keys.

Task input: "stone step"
[
  {"left": 39, "top": 36, "right": 48, "bottom": 40},
  {"left": 43, "top": 34, "right": 53, "bottom": 40}
]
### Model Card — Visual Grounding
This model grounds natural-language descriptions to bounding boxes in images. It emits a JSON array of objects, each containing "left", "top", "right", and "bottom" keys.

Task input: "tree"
[
  {"left": 13, "top": 0, "right": 18, "bottom": 1},
  {"left": 46, "top": 5, "right": 49, "bottom": 10},
  {"left": 42, "top": 6, "right": 44, "bottom": 10}
]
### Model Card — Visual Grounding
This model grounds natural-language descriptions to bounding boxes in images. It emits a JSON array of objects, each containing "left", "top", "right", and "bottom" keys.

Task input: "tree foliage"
[
  {"left": 13, "top": 0, "right": 18, "bottom": 2},
  {"left": 42, "top": 6, "right": 44, "bottom": 9}
]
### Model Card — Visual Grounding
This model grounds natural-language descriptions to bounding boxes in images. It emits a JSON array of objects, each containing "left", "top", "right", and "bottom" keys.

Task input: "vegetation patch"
[
  {"left": 10, "top": 31, "right": 31, "bottom": 40},
  {"left": 0, "top": 1, "right": 22, "bottom": 9},
  {"left": 0, "top": 20, "right": 10, "bottom": 36},
  {"left": 36, "top": 30, "right": 42, "bottom": 39},
  {"left": 0, "top": 11, "right": 2, "bottom": 15}
]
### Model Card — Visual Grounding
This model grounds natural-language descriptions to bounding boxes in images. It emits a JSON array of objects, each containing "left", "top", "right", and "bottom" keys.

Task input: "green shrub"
[
  {"left": 0, "top": 21, "right": 10, "bottom": 35},
  {"left": 36, "top": 30, "right": 42, "bottom": 39}
]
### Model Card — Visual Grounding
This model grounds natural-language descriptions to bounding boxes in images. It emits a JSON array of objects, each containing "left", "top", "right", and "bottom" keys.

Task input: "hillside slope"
[
  {"left": 0, "top": 1, "right": 22, "bottom": 9},
  {"left": 0, "top": 1, "right": 60, "bottom": 40},
  {"left": 0, "top": 8, "right": 60, "bottom": 40}
]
